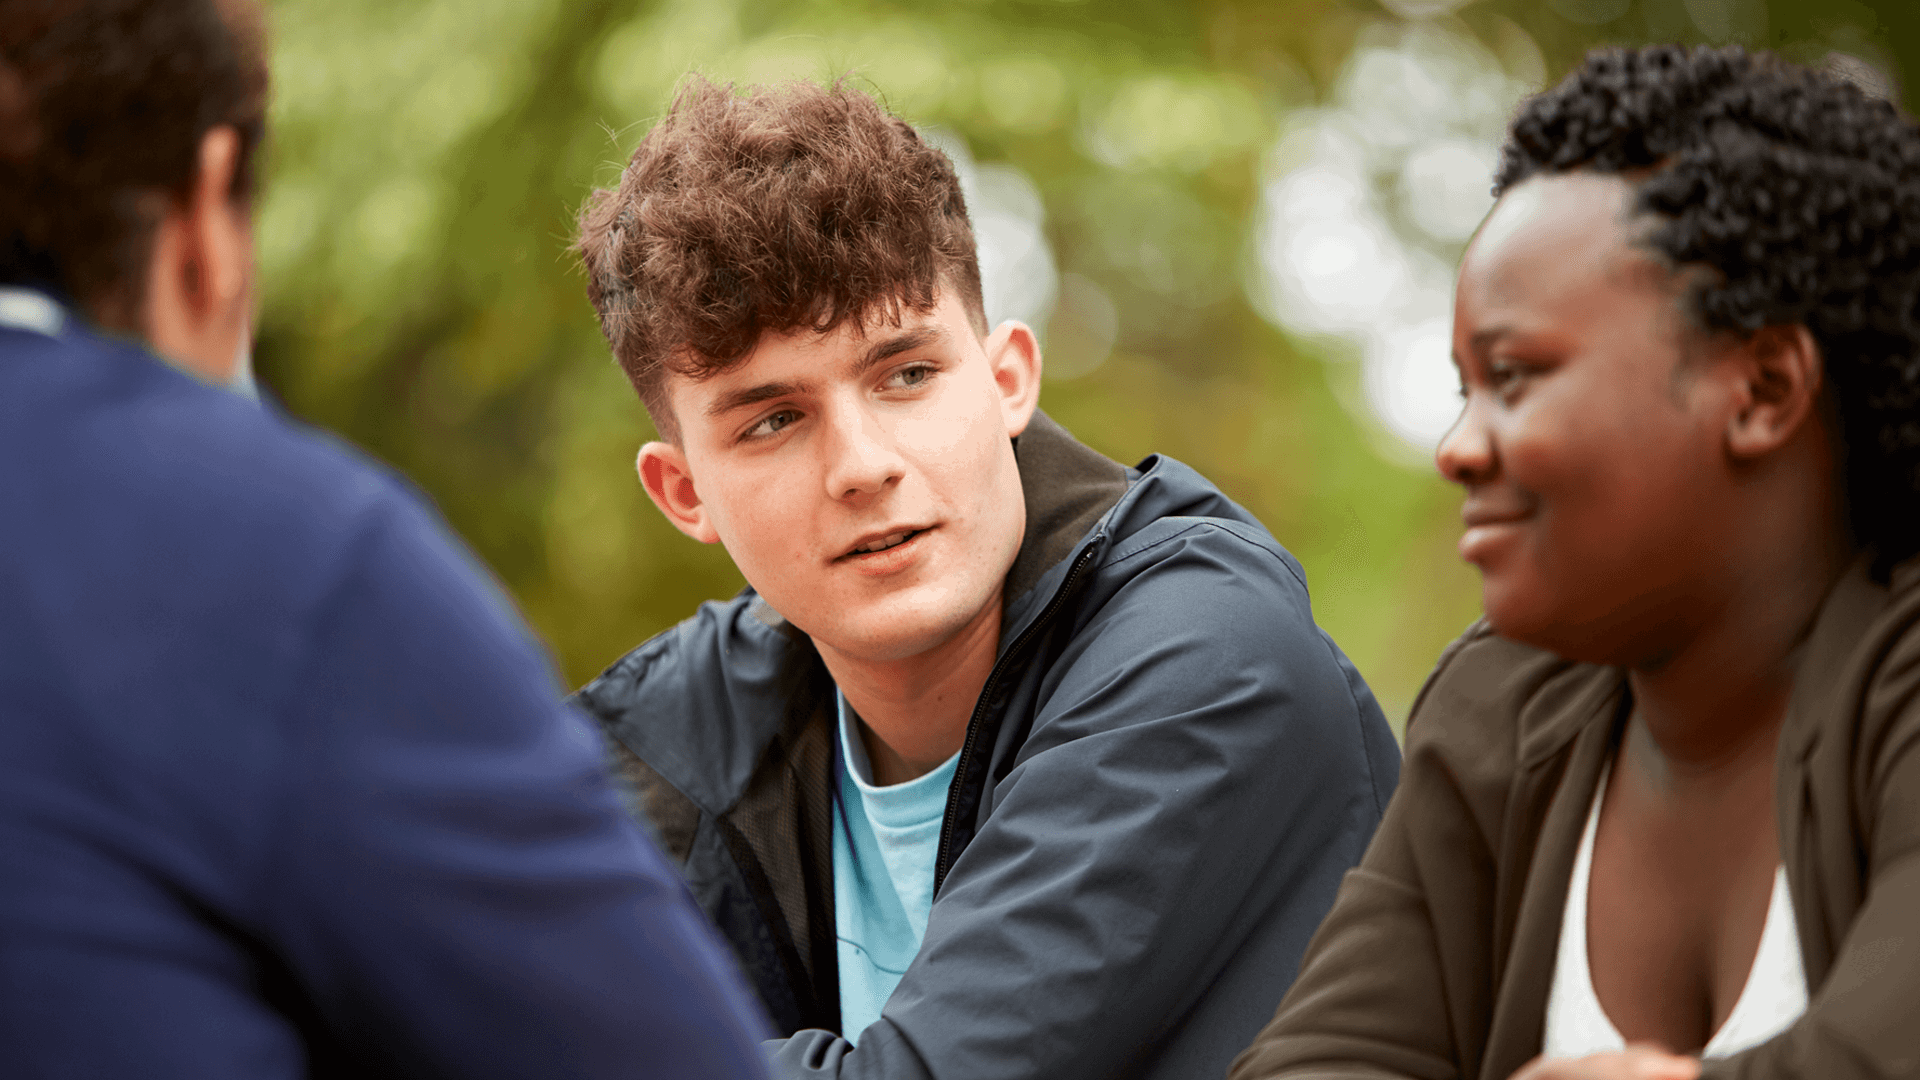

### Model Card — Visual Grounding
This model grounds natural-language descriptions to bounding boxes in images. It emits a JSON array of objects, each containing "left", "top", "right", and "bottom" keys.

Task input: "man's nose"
[{"left": 821, "top": 403, "right": 906, "bottom": 500}]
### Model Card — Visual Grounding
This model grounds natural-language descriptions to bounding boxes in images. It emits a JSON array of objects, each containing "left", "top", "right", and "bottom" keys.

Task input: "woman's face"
[{"left": 1437, "top": 172, "right": 1748, "bottom": 664}]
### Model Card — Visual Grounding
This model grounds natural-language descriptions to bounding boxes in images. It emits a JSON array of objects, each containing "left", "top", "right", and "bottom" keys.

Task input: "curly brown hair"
[
  {"left": 575, "top": 77, "right": 985, "bottom": 440},
  {"left": 0, "top": 0, "right": 269, "bottom": 330}
]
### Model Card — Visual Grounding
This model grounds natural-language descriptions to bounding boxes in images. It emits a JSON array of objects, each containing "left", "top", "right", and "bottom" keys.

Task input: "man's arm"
[
  {"left": 772, "top": 521, "right": 1398, "bottom": 1079},
  {"left": 1228, "top": 622, "right": 1526, "bottom": 1080},
  {"left": 264, "top": 492, "right": 772, "bottom": 1079}
]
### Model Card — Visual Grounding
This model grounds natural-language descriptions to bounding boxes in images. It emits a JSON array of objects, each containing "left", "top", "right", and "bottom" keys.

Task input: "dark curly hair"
[
  {"left": 0, "top": 0, "right": 269, "bottom": 330},
  {"left": 575, "top": 76, "right": 984, "bottom": 441},
  {"left": 1496, "top": 45, "right": 1920, "bottom": 570}
]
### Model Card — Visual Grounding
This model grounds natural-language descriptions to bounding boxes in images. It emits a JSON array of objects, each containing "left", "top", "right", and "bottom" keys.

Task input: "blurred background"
[{"left": 255, "top": 0, "right": 1907, "bottom": 733}]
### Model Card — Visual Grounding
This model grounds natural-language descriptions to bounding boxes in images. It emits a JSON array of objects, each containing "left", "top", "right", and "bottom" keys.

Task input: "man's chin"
[
  {"left": 801, "top": 595, "right": 998, "bottom": 667},
  {"left": 809, "top": 621, "right": 960, "bottom": 665}
]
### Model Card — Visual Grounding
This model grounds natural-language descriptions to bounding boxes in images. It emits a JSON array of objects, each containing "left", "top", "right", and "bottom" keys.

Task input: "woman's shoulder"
[
  {"left": 1824, "top": 558, "right": 1920, "bottom": 767},
  {"left": 1404, "top": 620, "right": 1620, "bottom": 780}
]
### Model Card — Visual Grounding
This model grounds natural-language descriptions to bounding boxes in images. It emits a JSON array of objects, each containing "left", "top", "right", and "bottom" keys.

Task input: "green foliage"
[{"left": 254, "top": 0, "right": 1910, "bottom": 733}]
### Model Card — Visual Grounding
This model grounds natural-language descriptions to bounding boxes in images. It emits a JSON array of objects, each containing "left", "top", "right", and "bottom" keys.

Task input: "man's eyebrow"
[
  {"left": 704, "top": 379, "right": 807, "bottom": 420},
  {"left": 852, "top": 326, "right": 948, "bottom": 377},
  {"left": 701, "top": 326, "right": 949, "bottom": 420}
]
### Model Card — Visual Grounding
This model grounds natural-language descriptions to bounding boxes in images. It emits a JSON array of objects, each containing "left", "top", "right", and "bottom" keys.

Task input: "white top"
[{"left": 1543, "top": 766, "right": 1808, "bottom": 1061}]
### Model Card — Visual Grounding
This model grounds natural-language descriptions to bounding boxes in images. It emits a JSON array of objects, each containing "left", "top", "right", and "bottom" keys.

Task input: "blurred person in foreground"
[
  {"left": 0, "top": 3, "right": 772, "bottom": 1077},
  {"left": 1232, "top": 45, "right": 1920, "bottom": 1080},
  {"left": 568, "top": 76, "right": 1401, "bottom": 1080}
]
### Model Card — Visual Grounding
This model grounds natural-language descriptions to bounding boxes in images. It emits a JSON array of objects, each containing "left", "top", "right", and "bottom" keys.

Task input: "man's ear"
[
  {"left": 637, "top": 442, "right": 720, "bottom": 544},
  {"left": 142, "top": 126, "right": 252, "bottom": 381},
  {"left": 1725, "top": 324, "right": 1823, "bottom": 460},
  {"left": 984, "top": 319, "right": 1043, "bottom": 438}
]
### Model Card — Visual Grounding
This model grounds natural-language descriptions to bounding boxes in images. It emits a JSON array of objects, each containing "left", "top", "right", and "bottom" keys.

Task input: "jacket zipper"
[{"left": 932, "top": 541, "right": 1102, "bottom": 895}]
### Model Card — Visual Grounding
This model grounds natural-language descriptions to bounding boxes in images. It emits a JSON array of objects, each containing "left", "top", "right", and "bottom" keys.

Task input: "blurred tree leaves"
[{"left": 254, "top": 0, "right": 1910, "bottom": 731}]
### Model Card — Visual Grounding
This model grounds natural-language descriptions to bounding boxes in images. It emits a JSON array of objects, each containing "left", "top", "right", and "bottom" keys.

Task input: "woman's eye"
[
  {"left": 745, "top": 409, "right": 799, "bottom": 440},
  {"left": 1485, "top": 361, "right": 1530, "bottom": 397}
]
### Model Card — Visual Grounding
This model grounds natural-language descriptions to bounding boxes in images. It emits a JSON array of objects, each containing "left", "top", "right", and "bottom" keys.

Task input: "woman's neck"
[{"left": 1625, "top": 534, "right": 1851, "bottom": 775}]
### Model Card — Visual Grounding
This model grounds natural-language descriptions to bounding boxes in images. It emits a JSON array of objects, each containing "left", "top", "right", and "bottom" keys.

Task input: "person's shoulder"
[
  {"left": 0, "top": 324, "right": 452, "bottom": 646},
  {"left": 1819, "top": 556, "right": 1920, "bottom": 761},
  {"left": 1096, "top": 452, "right": 1304, "bottom": 586},
  {"left": 6, "top": 325, "right": 404, "bottom": 519},
  {"left": 572, "top": 589, "right": 817, "bottom": 814},
  {"left": 576, "top": 592, "right": 802, "bottom": 711},
  {"left": 1403, "top": 620, "right": 1613, "bottom": 773}
]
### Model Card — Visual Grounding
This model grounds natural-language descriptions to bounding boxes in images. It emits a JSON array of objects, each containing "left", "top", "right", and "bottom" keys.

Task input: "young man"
[
  {"left": 572, "top": 78, "right": 1401, "bottom": 1080},
  {"left": 1, "top": 4, "right": 770, "bottom": 1076}
]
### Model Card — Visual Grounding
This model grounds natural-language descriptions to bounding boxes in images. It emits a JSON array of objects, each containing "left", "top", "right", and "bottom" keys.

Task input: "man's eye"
[
  {"left": 745, "top": 409, "right": 799, "bottom": 440},
  {"left": 887, "top": 364, "right": 935, "bottom": 389}
]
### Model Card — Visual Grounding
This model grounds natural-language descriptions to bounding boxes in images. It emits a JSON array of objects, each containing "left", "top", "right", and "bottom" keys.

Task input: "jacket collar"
[
  {"left": 0, "top": 286, "right": 67, "bottom": 337},
  {"left": 1781, "top": 551, "right": 1903, "bottom": 762},
  {"left": 999, "top": 410, "right": 1130, "bottom": 608}
]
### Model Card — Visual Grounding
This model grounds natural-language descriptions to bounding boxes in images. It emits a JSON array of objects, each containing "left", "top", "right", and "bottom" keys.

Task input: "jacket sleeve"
[
  {"left": 1228, "top": 624, "right": 1505, "bottom": 1080},
  {"left": 1702, "top": 627, "right": 1920, "bottom": 1080},
  {"left": 263, "top": 492, "right": 773, "bottom": 1079},
  {"left": 770, "top": 521, "right": 1400, "bottom": 1079}
]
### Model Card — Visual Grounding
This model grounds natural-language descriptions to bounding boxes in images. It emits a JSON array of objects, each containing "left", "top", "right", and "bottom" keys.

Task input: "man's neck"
[{"left": 817, "top": 596, "right": 1004, "bottom": 787}]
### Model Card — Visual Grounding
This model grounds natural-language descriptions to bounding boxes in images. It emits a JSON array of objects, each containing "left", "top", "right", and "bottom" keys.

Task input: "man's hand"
[{"left": 1508, "top": 1047, "right": 1701, "bottom": 1080}]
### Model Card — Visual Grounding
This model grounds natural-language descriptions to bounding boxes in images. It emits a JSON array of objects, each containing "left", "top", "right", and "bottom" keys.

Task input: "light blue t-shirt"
[{"left": 832, "top": 691, "right": 960, "bottom": 1045}]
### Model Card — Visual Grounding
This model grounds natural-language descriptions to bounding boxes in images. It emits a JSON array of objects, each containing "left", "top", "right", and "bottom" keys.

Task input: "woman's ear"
[
  {"left": 637, "top": 442, "right": 720, "bottom": 543},
  {"left": 1726, "top": 325, "right": 1823, "bottom": 460},
  {"left": 985, "top": 319, "right": 1043, "bottom": 438}
]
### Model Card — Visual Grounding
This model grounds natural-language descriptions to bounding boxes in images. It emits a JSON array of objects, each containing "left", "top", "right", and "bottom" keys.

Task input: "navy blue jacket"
[
  {"left": 0, "top": 296, "right": 772, "bottom": 1079},
  {"left": 575, "top": 412, "right": 1403, "bottom": 1080}
]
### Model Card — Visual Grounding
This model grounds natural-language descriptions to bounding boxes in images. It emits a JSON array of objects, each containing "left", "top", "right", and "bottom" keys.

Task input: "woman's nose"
[{"left": 1434, "top": 398, "right": 1494, "bottom": 486}]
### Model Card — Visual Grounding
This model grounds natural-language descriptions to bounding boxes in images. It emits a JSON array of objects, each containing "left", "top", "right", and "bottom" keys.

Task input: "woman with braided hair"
[{"left": 1232, "top": 45, "right": 1920, "bottom": 1080}]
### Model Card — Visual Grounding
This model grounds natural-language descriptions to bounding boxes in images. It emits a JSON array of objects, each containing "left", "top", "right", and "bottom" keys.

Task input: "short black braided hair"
[{"left": 1496, "top": 45, "right": 1920, "bottom": 570}]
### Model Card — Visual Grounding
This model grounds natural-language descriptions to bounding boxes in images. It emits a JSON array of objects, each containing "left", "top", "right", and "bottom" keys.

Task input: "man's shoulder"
[
  {"left": 1087, "top": 451, "right": 1307, "bottom": 605},
  {"left": 3, "top": 325, "right": 410, "bottom": 545},
  {"left": 573, "top": 590, "right": 818, "bottom": 815},
  {"left": 0, "top": 325, "right": 464, "bottom": 680}
]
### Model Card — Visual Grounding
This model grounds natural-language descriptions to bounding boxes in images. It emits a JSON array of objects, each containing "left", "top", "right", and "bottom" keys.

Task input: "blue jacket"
[
  {"left": 574, "top": 412, "right": 1403, "bottom": 1080},
  {"left": 0, "top": 295, "right": 772, "bottom": 1079}
]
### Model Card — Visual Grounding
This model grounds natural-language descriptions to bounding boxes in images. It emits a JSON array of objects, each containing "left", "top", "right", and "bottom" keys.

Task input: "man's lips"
[{"left": 837, "top": 526, "right": 932, "bottom": 561}]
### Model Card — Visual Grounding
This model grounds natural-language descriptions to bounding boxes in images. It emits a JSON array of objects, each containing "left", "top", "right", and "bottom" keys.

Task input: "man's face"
[{"left": 639, "top": 290, "right": 1041, "bottom": 665}]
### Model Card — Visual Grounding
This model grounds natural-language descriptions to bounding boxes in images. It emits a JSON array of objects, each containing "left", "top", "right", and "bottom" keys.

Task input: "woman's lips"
[{"left": 1458, "top": 515, "right": 1528, "bottom": 564}]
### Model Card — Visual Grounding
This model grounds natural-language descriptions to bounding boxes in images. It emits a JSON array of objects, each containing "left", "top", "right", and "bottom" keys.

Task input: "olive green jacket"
[{"left": 1232, "top": 554, "right": 1920, "bottom": 1080}]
